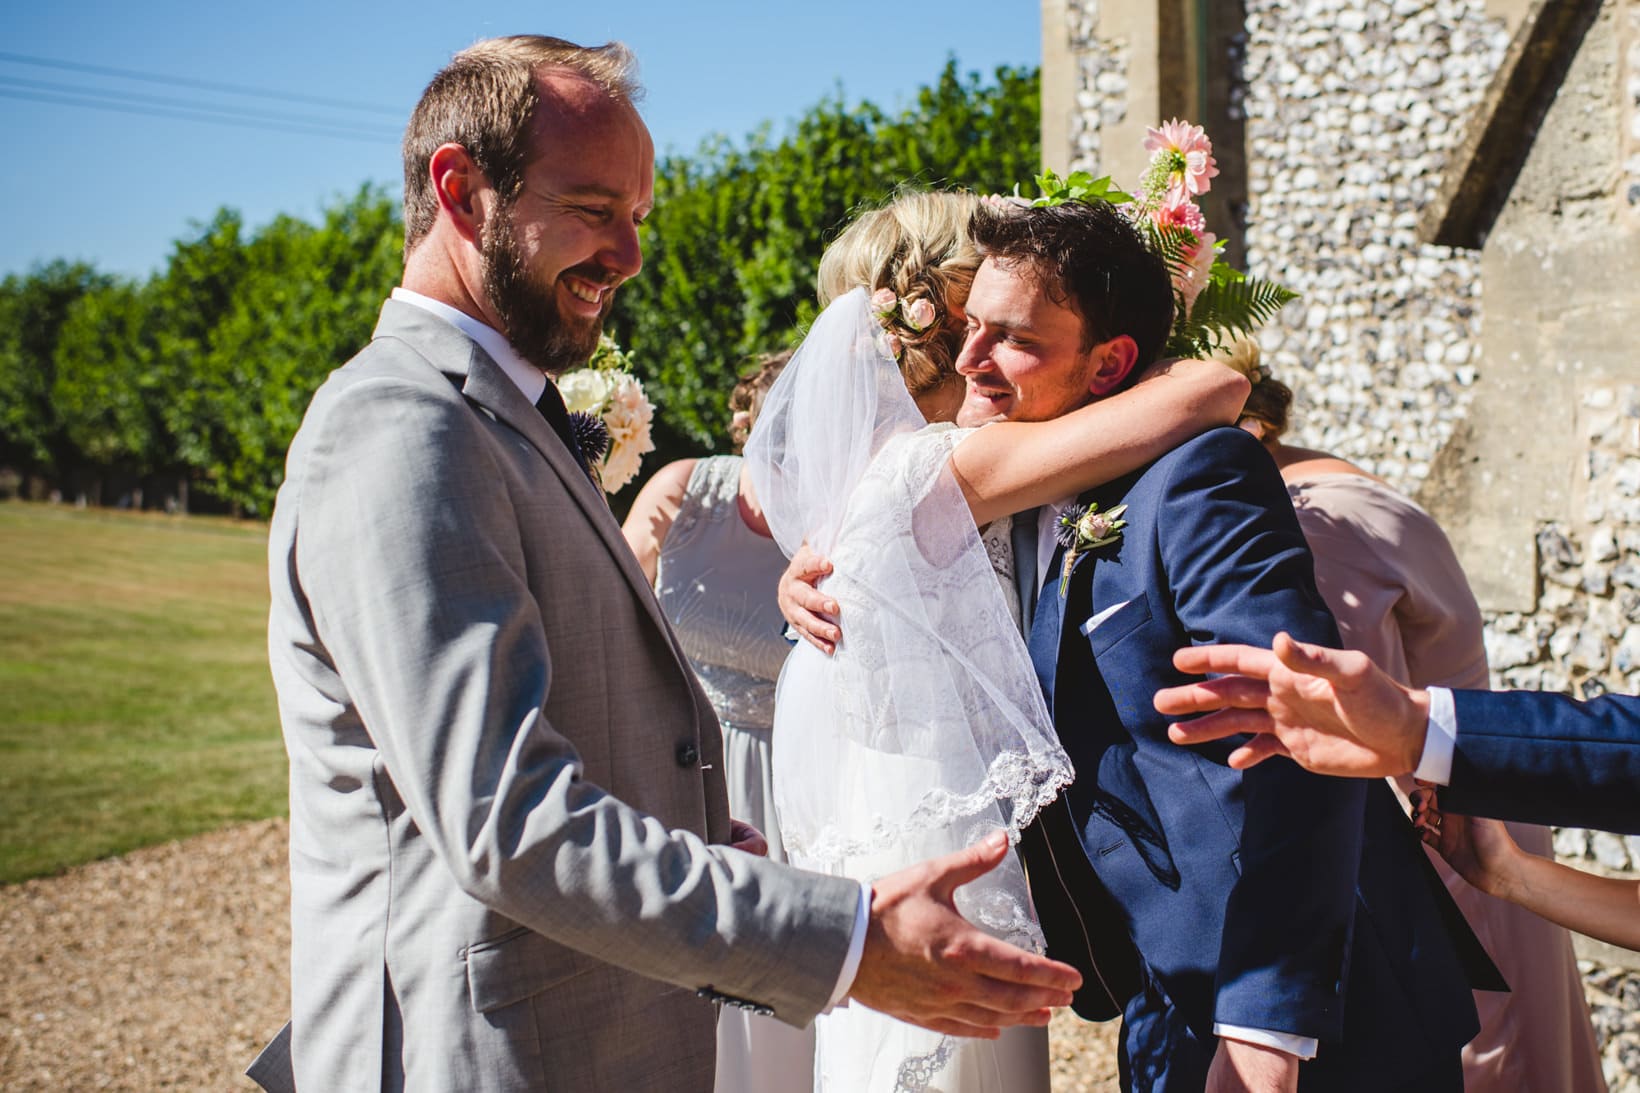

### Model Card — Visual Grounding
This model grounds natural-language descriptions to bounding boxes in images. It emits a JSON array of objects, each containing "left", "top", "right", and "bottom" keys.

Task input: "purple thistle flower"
[
  {"left": 568, "top": 410, "right": 610, "bottom": 463},
  {"left": 1054, "top": 504, "right": 1088, "bottom": 548}
]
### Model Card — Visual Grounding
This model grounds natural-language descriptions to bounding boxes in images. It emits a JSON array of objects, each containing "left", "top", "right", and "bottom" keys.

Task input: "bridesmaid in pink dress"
[{"left": 1228, "top": 343, "right": 1606, "bottom": 1093}]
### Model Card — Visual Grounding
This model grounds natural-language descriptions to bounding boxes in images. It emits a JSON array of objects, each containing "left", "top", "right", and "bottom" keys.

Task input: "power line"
[
  {"left": 0, "top": 88, "right": 400, "bottom": 145},
  {"left": 0, "top": 50, "right": 403, "bottom": 116},
  {"left": 0, "top": 75, "right": 400, "bottom": 140}
]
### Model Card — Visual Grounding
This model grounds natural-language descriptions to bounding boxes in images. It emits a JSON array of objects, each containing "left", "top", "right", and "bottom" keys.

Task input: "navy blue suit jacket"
[
  {"left": 1445, "top": 689, "right": 1640, "bottom": 834},
  {"left": 1022, "top": 428, "right": 1490, "bottom": 1090}
]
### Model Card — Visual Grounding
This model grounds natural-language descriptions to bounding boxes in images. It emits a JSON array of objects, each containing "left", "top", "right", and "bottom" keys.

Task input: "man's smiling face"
[
  {"left": 953, "top": 257, "right": 1104, "bottom": 426},
  {"left": 483, "top": 71, "right": 654, "bottom": 375}
]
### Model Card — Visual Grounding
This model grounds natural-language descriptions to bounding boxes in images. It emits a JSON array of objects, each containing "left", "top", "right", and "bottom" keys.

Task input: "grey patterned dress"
[
  {"left": 657, "top": 455, "right": 793, "bottom": 840},
  {"left": 656, "top": 455, "right": 815, "bottom": 1092}
]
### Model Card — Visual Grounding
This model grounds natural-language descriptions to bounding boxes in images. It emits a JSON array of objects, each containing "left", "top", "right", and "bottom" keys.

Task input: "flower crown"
[
  {"left": 997, "top": 119, "right": 1296, "bottom": 360},
  {"left": 869, "top": 286, "right": 938, "bottom": 361}
]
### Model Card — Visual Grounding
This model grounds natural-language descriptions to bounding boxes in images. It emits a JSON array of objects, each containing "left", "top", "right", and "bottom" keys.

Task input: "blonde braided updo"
[{"left": 816, "top": 191, "right": 982, "bottom": 402}]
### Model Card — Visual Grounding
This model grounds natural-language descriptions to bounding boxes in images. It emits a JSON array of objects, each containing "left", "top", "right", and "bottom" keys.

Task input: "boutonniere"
[{"left": 1055, "top": 501, "right": 1128, "bottom": 594}]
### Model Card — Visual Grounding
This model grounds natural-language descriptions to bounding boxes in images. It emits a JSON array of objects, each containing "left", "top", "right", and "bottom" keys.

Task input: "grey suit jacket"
[{"left": 254, "top": 300, "right": 858, "bottom": 1092}]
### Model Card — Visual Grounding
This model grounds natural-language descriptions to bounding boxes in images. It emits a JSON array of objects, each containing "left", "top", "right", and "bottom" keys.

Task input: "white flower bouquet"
[{"left": 556, "top": 334, "right": 656, "bottom": 493}]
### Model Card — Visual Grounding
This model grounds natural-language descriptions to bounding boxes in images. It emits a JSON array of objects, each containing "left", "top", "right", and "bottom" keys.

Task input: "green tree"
[
  {"left": 0, "top": 261, "right": 109, "bottom": 489},
  {"left": 610, "top": 59, "right": 1040, "bottom": 463},
  {"left": 197, "top": 186, "right": 400, "bottom": 513}
]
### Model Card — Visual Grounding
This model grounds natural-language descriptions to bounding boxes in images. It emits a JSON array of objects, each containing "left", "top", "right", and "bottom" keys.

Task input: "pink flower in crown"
[
  {"left": 1144, "top": 118, "right": 1219, "bottom": 197},
  {"left": 870, "top": 287, "right": 899, "bottom": 316},
  {"left": 1173, "top": 231, "right": 1217, "bottom": 316},
  {"left": 1152, "top": 186, "right": 1206, "bottom": 235},
  {"left": 902, "top": 296, "right": 937, "bottom": 331}
]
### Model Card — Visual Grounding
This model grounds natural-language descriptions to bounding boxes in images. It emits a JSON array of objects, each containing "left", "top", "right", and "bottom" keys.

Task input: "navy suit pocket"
[{"left": 1080, "top": 595, "right": 1152, "bottom": 658}]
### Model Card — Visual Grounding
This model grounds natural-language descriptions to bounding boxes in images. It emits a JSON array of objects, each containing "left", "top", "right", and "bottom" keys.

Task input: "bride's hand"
[{"left": 778, "top": 544, "right": 841, "bottom": 654}]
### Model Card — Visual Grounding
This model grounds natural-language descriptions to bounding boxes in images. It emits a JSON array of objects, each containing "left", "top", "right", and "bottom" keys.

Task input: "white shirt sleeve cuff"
[
  {"left": 1214, "top": 1023, "right": 1318, "bottom": 1060},
  {"left": 824, "top": 880, "right": 873, "bottom": 1011},
  {"left": 1412, "top": 685, "right": 1456, "bottom": 786}
]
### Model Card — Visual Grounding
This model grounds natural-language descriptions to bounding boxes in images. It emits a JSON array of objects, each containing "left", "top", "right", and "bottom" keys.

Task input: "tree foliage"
[{"left": 0, "top": 60, "right": 1039, "bottom": 512}]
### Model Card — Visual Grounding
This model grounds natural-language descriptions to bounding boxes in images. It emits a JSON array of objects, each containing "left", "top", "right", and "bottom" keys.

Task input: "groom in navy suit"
[{"left": 956, "top": 201, "right": 1498, "bottom": 1091}]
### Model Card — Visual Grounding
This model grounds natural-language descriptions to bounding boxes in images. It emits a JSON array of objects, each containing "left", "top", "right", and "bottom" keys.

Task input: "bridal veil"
[{"left": 745, "top": 287, "right": 1072, "bottom": 1092}]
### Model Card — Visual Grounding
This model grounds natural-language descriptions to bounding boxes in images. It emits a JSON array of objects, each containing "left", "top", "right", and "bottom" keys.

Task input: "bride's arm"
[{"left": 950, "top": 358, "right": 1249, "bottom": 527}]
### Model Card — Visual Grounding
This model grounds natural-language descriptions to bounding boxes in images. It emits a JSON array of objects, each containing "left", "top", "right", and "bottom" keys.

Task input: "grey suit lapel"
[
  {"left": 1011, "top": 508, "right": 1039, "bottom": 637},
  {"left": 368, "top": 300, "right": 679, "bottom": 647}
]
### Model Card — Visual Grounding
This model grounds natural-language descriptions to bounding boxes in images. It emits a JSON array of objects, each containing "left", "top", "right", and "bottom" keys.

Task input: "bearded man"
[{"left": 249, "top": 35, "right": 1077, "bottom": 1093}]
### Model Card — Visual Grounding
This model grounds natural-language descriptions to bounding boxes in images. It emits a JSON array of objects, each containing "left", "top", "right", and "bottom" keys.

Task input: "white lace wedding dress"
[{"left": 745, "top": 289, "right": 1070, "bottom": 1093}]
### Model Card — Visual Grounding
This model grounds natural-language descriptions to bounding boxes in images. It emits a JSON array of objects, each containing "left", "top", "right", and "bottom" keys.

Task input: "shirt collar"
[{"left": 390, "top": 287, "right": 548, "bottom": 405}]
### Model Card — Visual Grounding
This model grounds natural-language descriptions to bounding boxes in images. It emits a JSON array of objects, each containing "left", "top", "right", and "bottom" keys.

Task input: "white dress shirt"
[
  {"left": 1413, "top": 686, "right": 1459, "bottom": 785},
  {"left": 391, "top": 286, "right": 870, "bottom": 1009}
]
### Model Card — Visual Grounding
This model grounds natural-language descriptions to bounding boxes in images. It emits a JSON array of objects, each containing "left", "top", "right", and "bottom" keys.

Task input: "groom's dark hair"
[
  {"left": 401, "top": 36, "right": 642, "bottom": 259},
  {"left": 970, "top": 201, "right": 1173, "bottom": 385}
]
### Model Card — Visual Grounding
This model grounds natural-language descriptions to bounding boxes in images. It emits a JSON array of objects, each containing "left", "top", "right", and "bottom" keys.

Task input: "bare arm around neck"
[{"left": 950, "top": 358, "right": 1250, "bottom": 527}]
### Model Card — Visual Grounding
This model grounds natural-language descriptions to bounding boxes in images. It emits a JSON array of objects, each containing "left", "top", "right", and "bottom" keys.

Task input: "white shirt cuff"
[
  {"left": 825, "top": 880, "right": 873, "bottom": 1011},
  {"left": 1412, "top": 686, "right": 1456, "bottom": 786},
  {"left": 1214, "top": 1023, "right": 1318, "bottom": 1060}
]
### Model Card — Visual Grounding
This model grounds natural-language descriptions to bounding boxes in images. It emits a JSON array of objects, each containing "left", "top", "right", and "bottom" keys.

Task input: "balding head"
[{"left": 401, "top": 35, "right": 641, "bottom": 259}]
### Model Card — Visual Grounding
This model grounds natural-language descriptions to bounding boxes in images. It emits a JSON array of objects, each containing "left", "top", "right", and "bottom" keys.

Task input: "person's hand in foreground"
[
  {"left": 726, "top": 819, "right": 768, "bottom": 856},
  {"left": 778, "top": 544, "right": 840, "bottom": 654},
  {"left": 1154, "top": 632, "right": 1429, "bottom": 778},
  {"left": 849, "top": 831, "right": 1081, "bottom": 1038},
  {"left": 1410, "top": 787, "right": 1640, "bottom": 951}
]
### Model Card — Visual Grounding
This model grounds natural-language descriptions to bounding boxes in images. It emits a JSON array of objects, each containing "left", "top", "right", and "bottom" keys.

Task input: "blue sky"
[{"left": 3, "top": 1, "right": 1040, "bottom": 280}]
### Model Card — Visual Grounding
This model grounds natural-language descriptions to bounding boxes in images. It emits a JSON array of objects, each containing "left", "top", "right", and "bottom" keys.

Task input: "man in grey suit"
[{"left": 250, "top": 34, "right": 1079, "bottom": 1092}]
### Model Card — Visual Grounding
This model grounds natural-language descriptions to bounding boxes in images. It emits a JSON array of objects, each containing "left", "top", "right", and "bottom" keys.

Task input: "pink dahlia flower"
[
  {"left": 1153, "top": 187, "right": 1206, "bottom": 235},
  {"left": 1144, "top": 118, "right": 1219, "bottom": 197}
]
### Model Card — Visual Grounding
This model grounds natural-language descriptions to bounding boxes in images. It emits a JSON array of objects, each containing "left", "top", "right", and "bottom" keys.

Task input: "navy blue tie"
[{"left": 534, "top": 383, "right": 596, "bottom": 485}]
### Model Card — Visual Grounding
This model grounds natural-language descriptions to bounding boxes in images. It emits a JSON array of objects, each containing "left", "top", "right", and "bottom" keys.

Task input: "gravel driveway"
[{"left": 0, "top": 819, "right": 1118, "bottom": 1090}]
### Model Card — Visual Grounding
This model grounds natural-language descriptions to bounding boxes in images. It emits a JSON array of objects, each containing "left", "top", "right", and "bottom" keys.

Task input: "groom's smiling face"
[{"left": 954, "top": 258, "right": 1111, "bottom": 426}]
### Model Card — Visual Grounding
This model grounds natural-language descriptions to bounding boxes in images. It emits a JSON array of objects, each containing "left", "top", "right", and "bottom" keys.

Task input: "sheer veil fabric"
[{"left": 745, "top": 288, "right": 1072, "bottom": 1092}]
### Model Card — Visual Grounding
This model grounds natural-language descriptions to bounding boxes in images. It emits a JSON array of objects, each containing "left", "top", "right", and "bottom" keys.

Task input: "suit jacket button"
[{"left": 676, "top": 741, "right": 700, "bottom": 768}]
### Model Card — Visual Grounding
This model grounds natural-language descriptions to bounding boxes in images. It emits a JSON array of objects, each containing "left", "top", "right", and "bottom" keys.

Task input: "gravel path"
[{"left": 0, "top": 819, "right": 1118, "bottom": 1090}]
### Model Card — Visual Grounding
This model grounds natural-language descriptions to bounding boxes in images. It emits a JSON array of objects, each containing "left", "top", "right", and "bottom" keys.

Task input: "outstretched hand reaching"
[
  {"left": 848, "top": 831, "right": 1082, "bottom": 1039},
  {"left": 1155, "top": 632, "right": 1430, "bottom": 778}
]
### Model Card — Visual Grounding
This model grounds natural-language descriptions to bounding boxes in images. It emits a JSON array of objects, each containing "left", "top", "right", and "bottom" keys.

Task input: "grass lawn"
[{"left": 0, "top": 502, "right": 285, "bottom": 883}]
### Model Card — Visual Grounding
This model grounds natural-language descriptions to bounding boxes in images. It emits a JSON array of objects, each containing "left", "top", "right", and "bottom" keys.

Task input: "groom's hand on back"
[
  {"left": 777, "top": 544, "right": 841, "bottom": 654},
  {"left": 847, "top": 831, "right": 1081, "bottom": 1038}
]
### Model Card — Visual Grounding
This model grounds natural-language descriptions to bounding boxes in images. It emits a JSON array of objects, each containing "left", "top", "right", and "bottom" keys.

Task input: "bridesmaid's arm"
[
  {"left": 619, "top": 458, "right": 696, "bottom": 585},
  {"left": 1422, "top": 806, "right": 1640, "bottom": 951},
  {"left": 950, "top": 358, "right": 1249, "bottom": 527}
]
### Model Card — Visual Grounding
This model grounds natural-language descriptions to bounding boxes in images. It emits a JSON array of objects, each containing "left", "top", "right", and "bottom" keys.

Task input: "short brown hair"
[
  {"left": 969, "top": 201, "right": 1173, "bottom": 384},
  {"left": 816, "top": 191, "right": 982, "bottom": 399},
  {"left": 401, "top": 36, "right": 641, "bottom": 258}
]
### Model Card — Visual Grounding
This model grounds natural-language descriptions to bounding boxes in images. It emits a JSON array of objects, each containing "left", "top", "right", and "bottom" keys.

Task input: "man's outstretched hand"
[
  {"left": 848, "top": 831, "right": 1081, "bottom": 1039},
  {"left": 1154, "top": 632, "right": 1430, "bottom": 779}
]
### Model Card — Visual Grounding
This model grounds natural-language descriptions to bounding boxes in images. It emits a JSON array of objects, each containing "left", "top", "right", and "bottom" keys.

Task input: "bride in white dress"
[{"left": 745, "top": 192, "right": 1246, "bottom": 1093}]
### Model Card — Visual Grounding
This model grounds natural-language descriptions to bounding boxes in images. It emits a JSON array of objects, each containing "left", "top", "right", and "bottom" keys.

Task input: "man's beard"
[{"left": 482, "top": 207, "right": 614, "bottom": 376}]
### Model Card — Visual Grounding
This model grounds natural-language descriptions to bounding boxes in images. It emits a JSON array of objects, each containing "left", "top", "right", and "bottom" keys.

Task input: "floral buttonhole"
[{"left": 1055, "top": 502, "right": 1128, "bottom": 594}]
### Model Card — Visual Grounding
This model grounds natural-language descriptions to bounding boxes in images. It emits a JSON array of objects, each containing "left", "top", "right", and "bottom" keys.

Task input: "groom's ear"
[{"left": 1086, "top": 335, "right": 1140, "bottom": 396}]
